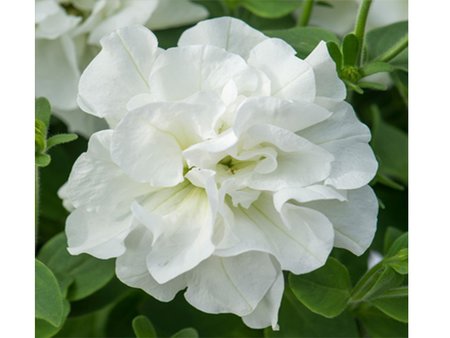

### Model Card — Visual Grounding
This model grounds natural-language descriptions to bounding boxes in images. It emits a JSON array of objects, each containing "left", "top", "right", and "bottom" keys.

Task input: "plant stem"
[
  {"left": 297, "top": 0, "right": 314, "bottom": 27},
  {"left": 376, "top": 35, "right": 408, "bottom": 62},
  {"left": 35, "top": 165, "right": 39, "bottom": 245},
  {"left": 353, "top": 0, "right": 372, "bottom": 65}
]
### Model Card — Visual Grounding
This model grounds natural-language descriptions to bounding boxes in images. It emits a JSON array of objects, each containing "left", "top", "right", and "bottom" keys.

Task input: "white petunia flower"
[
  {"left": 35, "top": 0, "right": 208, "bottom": 136},
  {"left": 60, "top": 17, "right": 378, "bottom": 329}
]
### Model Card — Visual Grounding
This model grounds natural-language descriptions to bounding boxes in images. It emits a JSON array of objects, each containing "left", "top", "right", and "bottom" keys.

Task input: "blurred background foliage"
[{"left": 35, "top": 1, "right": 408, "bottom": 337}]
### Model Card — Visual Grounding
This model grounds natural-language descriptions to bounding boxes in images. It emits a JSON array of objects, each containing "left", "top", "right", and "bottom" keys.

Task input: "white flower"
[
  {"left": 61, "top": 17, "right": 378, "bottom": 329},
  {"left": 308, "top": 0, "right": 408, "bottom": 36},
  {"left": 35, "top": 0, "right": 208, "bottom": 136}
]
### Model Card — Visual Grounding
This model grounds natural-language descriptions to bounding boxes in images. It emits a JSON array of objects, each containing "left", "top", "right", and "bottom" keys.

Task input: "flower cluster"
[
  {"left": 60, "top": 17, "right": 378, "bottom": 329},
  {"left": 35, "top": 0, "right": 208, "bottom": 135}
]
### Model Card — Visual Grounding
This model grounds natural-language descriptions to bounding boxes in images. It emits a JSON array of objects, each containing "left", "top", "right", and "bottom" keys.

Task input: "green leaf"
[
  {"left": 357, "top": 305, "right": 408, "bottom": 338},
  {"left": 326, "top": 41, "right": 342, "bottom": 70},
  {"left": 366, "top": 21, "right": 408, "bottom": 70},
  {"left": 371, "top": 106, "right": 408, "bottom": 185},
  {"left": 265, "top": 289, "right": 358, "bottom": 337},
  {"left": 370, "top": 287, "right": 408, "bottom": 323},
  {"left": 264, "top": 27, "right": 340, "bottom": 59},
  {"left": 38, "top": 232, "right": 115, "bottom": 301},
  {"left": 36, "top": 301, "right": 70, "bottom": 338},
  {"left": 385, "top": 248, "right": 408, "bottom": 275},
  {"left": 171, "top": 328, "right": 199, "bottom": 338},
  {"left": 36, "top": 97, "right": 51, "bottom": 128},
  {"left": 342, "top": 34, "right": 359, "bottom": 66},
  {"left": 35, "top": 259, "right": 65, "bottom": 327},
  {"left": 361, "top": 61, "right": 395, "bottom": 76},
  {"left": 384, "top": 227, "right": 404, "bottom": 254},
  {"left": 35, "top": 119, "right": 47, "bottom": 154},
  {"left": 358, "top": 81, "right": 388, "bottom": 91},
  {"left": 132, "top": 315, "right": 157, "bottom": 338},
  {"left": 386, "top": 233, "right": 408, "bottom": 258},
  {"left": 47, "top": 133, "right": 79, "bottom": 150},
  {"left": 36, "top": 153, "right": 51, "bottom": 167},
  {"left": 240, "top": 0, "right": 301, "bottom": 19},
  {"left": 375, "top": 173, "right": 404, "bottom": 190},
  {"left": 289, "top": 257, "right": 351, "bottom": 318}
]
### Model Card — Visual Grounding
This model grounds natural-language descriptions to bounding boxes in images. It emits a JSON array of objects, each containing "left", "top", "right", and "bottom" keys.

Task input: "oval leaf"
[
  {"left": 132, "top": 315, "right": 157, "bottom": 338},
  {"left": 172, "top": 328, "right": 199, "bottom": 338},
  {"left": 35, "top": 259, "right": 64, "bottom": 327},
  {"left": 38, "top": 232, "right": 115, "bottom": 301},
  {"left": 241, "top": 0, "right": 301, "bottom": 19},
  {"left": 289, "top": 257, "right": 351, "bottom": 318},
  {"left": 370, "top": 287, "right": 408, "bottom": 323}
]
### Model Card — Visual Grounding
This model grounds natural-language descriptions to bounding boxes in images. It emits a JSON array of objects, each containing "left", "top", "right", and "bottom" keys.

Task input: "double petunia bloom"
[{"left": 60, "top": 17, "right": 379, "bottom": 329}]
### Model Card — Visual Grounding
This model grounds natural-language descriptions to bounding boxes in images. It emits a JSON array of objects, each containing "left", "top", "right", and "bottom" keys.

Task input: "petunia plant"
[{"left": 35, "top": 0, "right": 408, "bottom": 337}]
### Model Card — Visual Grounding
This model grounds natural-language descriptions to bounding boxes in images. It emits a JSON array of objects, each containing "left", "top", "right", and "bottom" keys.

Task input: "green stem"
[
  {"left": 297, "top": 0, "right": 314, "bottom": 27},
  {"left": 35, "top": 165, "right": 39, "bottom": 245},
  {"left": 353, "top": 0, "right": 372, "bottom": 65},
  {"left": 349, "top": 262, "right": 384, "bottom": 303},
  {"left": 376, "top": 35, "right": 408, "bottom": 62}
]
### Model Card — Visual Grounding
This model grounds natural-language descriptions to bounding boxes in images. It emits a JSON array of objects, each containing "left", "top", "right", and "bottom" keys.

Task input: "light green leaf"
[
  {"left": 264, "top": 288, "right": 358, "bottom": 337},
  {"left": 358, "top": 305, "right": 408, "bottom": 338},
  {"left": 35, "top": 119, "right": 47, "bottom": 154},
  {"left": 36, "top": 301, "right": 70, "bottom": 338},
  {"left": 36, "top": 153, "right": 51, "bottom": 168},
  {"left": 289, "top": 257, "right": 351, "bottom": 318},
  {"left": 36, "top": 97, "right": 51, "bottom": 129},
  {"left": 132, "top": 315, "right": 157, "bottom": 338},
  {"left": 370, "top": 287, "right": 408, "bottom": 323},
  {"left": 371, "top": 106, "right": 408, "bottom": 185},
  {"left": 38, "top": 232, "right": 115, "bottom": 301},
  {"left": 385, "top": 248, "right": 408, "bottom": 275},
  {"left": 326, "top": 41, "right": 342, "bottom": 70},
  {"left": 366, "top": 21, "right": 408, "bottom": 70},
  {"left": 386, "top": 233, "right": 408, "bottom": 258},
  {"left": 35, "top": 259, "right": 64, "bottom": 327},
  {"left": 47, "top": 133, "right": 79, "bottom": 150},
  {"left": 342, "top": 34, "right": 359, "bottom": 66},
  {"left": 240, "top": 0, "right": 302, "bottom": 19},
  {"left": 171, "top": 328, "right": 199, "bottom": 338},
  {"left": 264, "top": 27, "right": 340, "bottom": 59},
  {"left": 358, "top": 81, "right": 388, "bottom": 91},
  {"left": 384, "top": 227, "right": 404, "bottom": 255},
  {"left": 361, "top": 62, "right": 395, "bottom": 76}
]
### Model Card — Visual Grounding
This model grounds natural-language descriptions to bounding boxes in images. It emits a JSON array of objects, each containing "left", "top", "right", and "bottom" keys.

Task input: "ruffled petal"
[
  {"left": 303, "top": 186, "right": 378, "bottom": 255},
  {"left": 111, "top": 107, "right": 184, "bottom": 186},
  {"left": 248, "top": 38, "right": 316, "bottom": 101},
  {"left": 178, "top": 17, "right": 268, "bottom": 59},
  {"left": 63, "top": 130, "right": 150, "bottom": 209},
  {"left": 184, "top": 252, "right": 278, "bottom": 316},
  {"left": 116, "top": 226, "right": 187, "bottom": 301},
  {"left": 305, "top": 41, "right": 346, "bottom": 101},
  {"left": 216, "top": 193, "right": 334, "bottom": 274},
  {"left": 78, "top": 25, "right": 158, "bottom": 123},
  {"left": 242, "top": 266, "right": 284, "bottom": 330}
]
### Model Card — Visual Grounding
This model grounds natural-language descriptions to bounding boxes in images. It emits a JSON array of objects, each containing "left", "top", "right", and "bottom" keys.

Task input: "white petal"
[
  {"left": 178, "top": 17, "right": 268, "bottom": 59},
  {"left": 242, "top": 267, "right": 284, "bottom": 330},
  {"left": 35, "top": 5, "right": 81, "bottom": 39},
  {"left": 299, "top": 100, "right": 377, "bottom": 189},
  {"left": 135, "top": 184, "right": 215, "bottom": 283},
  {"left": 273, "top": 185, "right": 347, "bottom": 214},
  {"left": 36, "top": 0, "right": 60, "bottom": 23},
  {"left": 185, "top": 252, "right": 278, "bottom": 316},
  {"left": 233, "top": 97, "right": 331, "bottom": 136},
  {"left": 305, "top": 41, "right": 346, "bottom": 101},
  {"left": 87, "top": 0, "right": 158, "bottom": 45},
  {"left": 116, "top": 226, "right": 187, "bottom": 301},
  {"left": 66, "top": 206, "right": 132, "bottom": 259},
  {"left": 147, "top": 0, "right": 208, "bottom": 30},
  {"left": 309, "top": 0, "right": 358, "bottom": 36},
  {"left": 63, "top": 130, "right": 149, "bottom": 209},
  {"left": 323, "top": 140, "right": 378, "bottom": 189},
  {"left": 148, "top": 45, "right": 250, "bottom": 102},
  {"left": 248, "top": 38, "right": 316, "bottom": 101},
  {"left": 241, "top": 125, "right": 333, "bottom": 190},
  {"left": 304, "top": 186, "right": 378, "bottom": 255},
  {"left": 216, "top": 193, "right": 334, "bottom": 274},
  {"left": 78, "top": 25, "right": 158, "bottom": 123},
  {"left": 36, "top": 36, "right": 80, "bottom": 110},
  {"left": 111, "top": 108, "right": 184, "bottom": 186}
]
